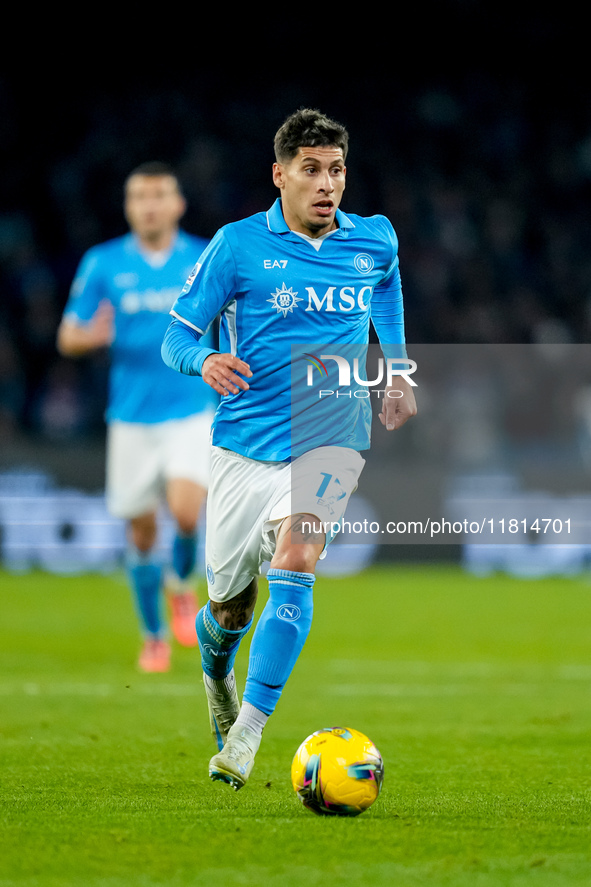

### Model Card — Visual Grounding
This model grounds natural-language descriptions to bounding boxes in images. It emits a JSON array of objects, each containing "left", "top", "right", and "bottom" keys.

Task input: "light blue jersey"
[
  {"left": 163, "top": 199, "right": 407, "bottom": 460},
  {"left": 64, "top": 230, "right": 217, "bottom": 423}
]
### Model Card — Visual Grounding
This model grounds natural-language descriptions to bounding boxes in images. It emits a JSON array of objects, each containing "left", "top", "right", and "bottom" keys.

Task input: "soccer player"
[
  {"left": 161, "top": 109, "right": 417, "bottom": 787},
  {"left": 57, "top": 162, "right": 216, "bottom": 673}
]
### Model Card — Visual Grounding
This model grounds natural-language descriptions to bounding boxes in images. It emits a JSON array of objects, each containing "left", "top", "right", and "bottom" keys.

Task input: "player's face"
[
  {"left": 273, "top": 146, "right": 346, "bottom": 238},
  {"left": 124, "top": 175, "right": 186, "bottom": 245}
]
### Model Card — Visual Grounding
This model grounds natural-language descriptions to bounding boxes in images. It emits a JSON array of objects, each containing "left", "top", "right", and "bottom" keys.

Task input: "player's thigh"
[
  {"left": 166, "top": 477, "right": 207, "bottom": 533},
  {"left": 105, "top": 421, "right": 163, "bottom": 519},
  {"left": 270, "top": 446, "right": 366, "bottom": 551},
  {"left": 205, "top": 447, "right": 284, "bottom": 603}
]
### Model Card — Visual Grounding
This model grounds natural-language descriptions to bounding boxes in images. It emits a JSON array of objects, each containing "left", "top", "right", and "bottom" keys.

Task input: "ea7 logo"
[{"left": 264, "top": 259, "right": 289, "bottom": 269}]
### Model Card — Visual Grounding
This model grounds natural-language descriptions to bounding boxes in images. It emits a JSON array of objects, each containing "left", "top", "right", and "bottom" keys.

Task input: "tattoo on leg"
[
  {"left": 289, "top": 513, "right": 325, "bottom": 545},
  {"left": 210, "top": 578, "right": 258, "bottom": 631}
]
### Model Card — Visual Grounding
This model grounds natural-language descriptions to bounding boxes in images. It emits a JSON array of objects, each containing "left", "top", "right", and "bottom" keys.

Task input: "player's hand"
[
  {"left": 57, "top": 299, "right": 114, "bottom": 357},
  {"left": 202, "top": 353, "right": 252, "bottom": 396},
  {"left": 378, "top": 376, "right": 417, "bottom": 431},
  {"left": 90, "top": 299, "right": 115, "bottom": 348}
]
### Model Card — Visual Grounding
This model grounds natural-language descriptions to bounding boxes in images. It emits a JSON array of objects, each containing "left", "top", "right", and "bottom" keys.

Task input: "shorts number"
[{"left": 316, "top": 472, "right": 332, "bottom": 498}]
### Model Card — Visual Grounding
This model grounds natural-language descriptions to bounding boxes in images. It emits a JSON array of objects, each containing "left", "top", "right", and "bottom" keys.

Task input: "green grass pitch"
[{"left": 2, "top": 562, "right": 591, "bottom": 886}]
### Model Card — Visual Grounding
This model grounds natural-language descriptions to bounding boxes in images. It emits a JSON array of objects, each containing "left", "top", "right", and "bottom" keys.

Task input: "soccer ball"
[{"left": 291, "top": 727, "right": 384, "bottom": 817}]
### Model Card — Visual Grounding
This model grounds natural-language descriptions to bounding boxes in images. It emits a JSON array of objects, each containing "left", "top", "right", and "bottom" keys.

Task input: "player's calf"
[
  {"left": 196, "top": 600, "right": 253, "bottom": 747},
  {"left": 243, "top": 569, "right": 315, "bottom": 716}
]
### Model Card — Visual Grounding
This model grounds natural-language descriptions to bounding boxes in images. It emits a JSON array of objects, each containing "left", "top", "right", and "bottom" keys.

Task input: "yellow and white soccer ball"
[{"left": 291, "top": 727, "right": 384, "bottom": 817}]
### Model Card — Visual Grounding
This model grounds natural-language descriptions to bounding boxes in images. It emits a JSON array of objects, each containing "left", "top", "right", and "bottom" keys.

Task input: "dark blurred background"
[{"left": 0, "top": 5, "right": 589, "bottom": 488}]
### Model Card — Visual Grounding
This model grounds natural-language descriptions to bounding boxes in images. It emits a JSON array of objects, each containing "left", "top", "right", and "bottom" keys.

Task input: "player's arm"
[
  {"left": 56, "top": 299, "right": 114, "bottom": 357},
  {"left": 161, "top": 318, "right": 252, "bottom": 396},
  {"left": 57, "top": 249, "right": 114, "bottom": 358},
  {"left": 163, "top": 227, "right": 252, "bottom": 396},
  {"left": 370, "top": 234, "right": 417, "bottom": 431}
]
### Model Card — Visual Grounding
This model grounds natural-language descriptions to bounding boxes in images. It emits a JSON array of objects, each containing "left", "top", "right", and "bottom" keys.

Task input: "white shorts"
[
  {"left": 205, "top": 444, "right": 365, "bottom": 602},
  {"left": 106, "top": 412, "right": 214, "bottom": 519}
]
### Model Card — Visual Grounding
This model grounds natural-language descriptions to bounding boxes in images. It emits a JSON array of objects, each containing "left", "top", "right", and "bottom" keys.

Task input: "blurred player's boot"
[
  {"left": 208, "top": 722, "right": 261, "bottom": 790},
  {"left": 203, "top": 670, "right": 240, "bottom": 750},
  {"left": 166, "top": 577, "right": 199, "bottom": 647},
  {"left": 138, "top": 638, "right": 171, "bottom": 673}
]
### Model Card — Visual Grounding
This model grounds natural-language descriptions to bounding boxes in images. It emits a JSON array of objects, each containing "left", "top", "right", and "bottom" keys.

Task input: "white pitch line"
[
  {"left": 327, "top": 659, "right": 591, "bottom": 680},
  {"left": 327, "top": 682, "right": 543, "bottom": 697},
  {"left": 0, "top": 672, "right": 588, "bottom": 700},
  {"left": 0, "top": 682, "right": 200, "bottom": 697}
]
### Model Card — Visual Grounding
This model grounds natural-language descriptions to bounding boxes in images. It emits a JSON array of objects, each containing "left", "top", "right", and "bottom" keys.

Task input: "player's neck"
[
  {"left": 136, "top": 228, "right": 177, "bottom": 254},
  {"left": 288, "top": 219, "right": 338, "bottom": 240}
]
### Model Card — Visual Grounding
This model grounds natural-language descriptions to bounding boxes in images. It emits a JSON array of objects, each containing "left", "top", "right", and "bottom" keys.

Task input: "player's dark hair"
[
  {"left": 124, "top": 161, "right": 182, "bottom": 194},
  {"left": 273, "top": 109, "right": 349, "bottom": 163}
]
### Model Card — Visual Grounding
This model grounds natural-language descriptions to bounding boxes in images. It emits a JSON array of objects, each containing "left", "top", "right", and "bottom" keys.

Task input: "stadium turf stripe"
[
  {"left": 327, "top": 659, "right": 591, "bottom": 679},
  {"left": 0, "top": 673, "right": 588, "bottom": 697}
]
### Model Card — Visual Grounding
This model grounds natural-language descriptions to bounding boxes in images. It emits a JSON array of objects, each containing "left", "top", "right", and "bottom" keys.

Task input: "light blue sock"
[
  {"left": 244, "top": 569, "right": 315, "bottom": 716},
  {"left": 196, "top": 601, "right": 253, "bottom": 679},
  {"left": 126, "top": 547, "right": 164, "bottom": 637},
  {"left": 172, "top": 530, "right": 197, "bottom": 581}
]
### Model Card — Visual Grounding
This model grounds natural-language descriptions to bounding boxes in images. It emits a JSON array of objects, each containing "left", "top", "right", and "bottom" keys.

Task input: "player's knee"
[
  {"left": 129, "top": 515, "right": 157, "bottom": 552},
  {"left": 168, "top": 499, "right": 198, "bottom": 535},
  {"left": 175, "top": 511, "right": 198, "bottom": 536},
  {"left": 271, "top": 544, "right": 320, "bottom": 575},
  {"left": 271, "top": 514, "right": 324, "bottom": 574}
]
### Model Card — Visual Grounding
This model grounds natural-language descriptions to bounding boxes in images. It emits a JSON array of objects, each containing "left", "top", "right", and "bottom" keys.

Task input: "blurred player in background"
[
  {"left": 57, "top": 162, "right": 216, "bottom": 673},
  {"left": 162, "top": 109, "right": 416, "bottom": 788}
]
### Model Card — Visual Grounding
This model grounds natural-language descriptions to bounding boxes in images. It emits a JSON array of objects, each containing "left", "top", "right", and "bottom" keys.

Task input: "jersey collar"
[{"left": 266, "top": 198, "right": 355, "bottom": 237}]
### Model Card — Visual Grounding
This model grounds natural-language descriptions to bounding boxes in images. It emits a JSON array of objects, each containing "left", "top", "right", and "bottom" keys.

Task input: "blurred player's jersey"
[
  {"left": 65, "top": 231, "right": 217, "bottom": 423},
  {"left": 169, "top": 199, "right": 407, "bottom": 461}
]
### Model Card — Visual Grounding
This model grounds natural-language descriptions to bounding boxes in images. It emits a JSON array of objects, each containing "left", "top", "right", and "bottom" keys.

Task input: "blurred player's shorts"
[{"left": 106, "top": 411, "right": 214, "bottom": 518}]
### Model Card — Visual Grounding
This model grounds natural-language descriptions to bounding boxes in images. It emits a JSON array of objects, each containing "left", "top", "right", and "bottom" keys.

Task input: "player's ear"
[{"left": 272, "top": 162, "right": 286, "bottom": 190}]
